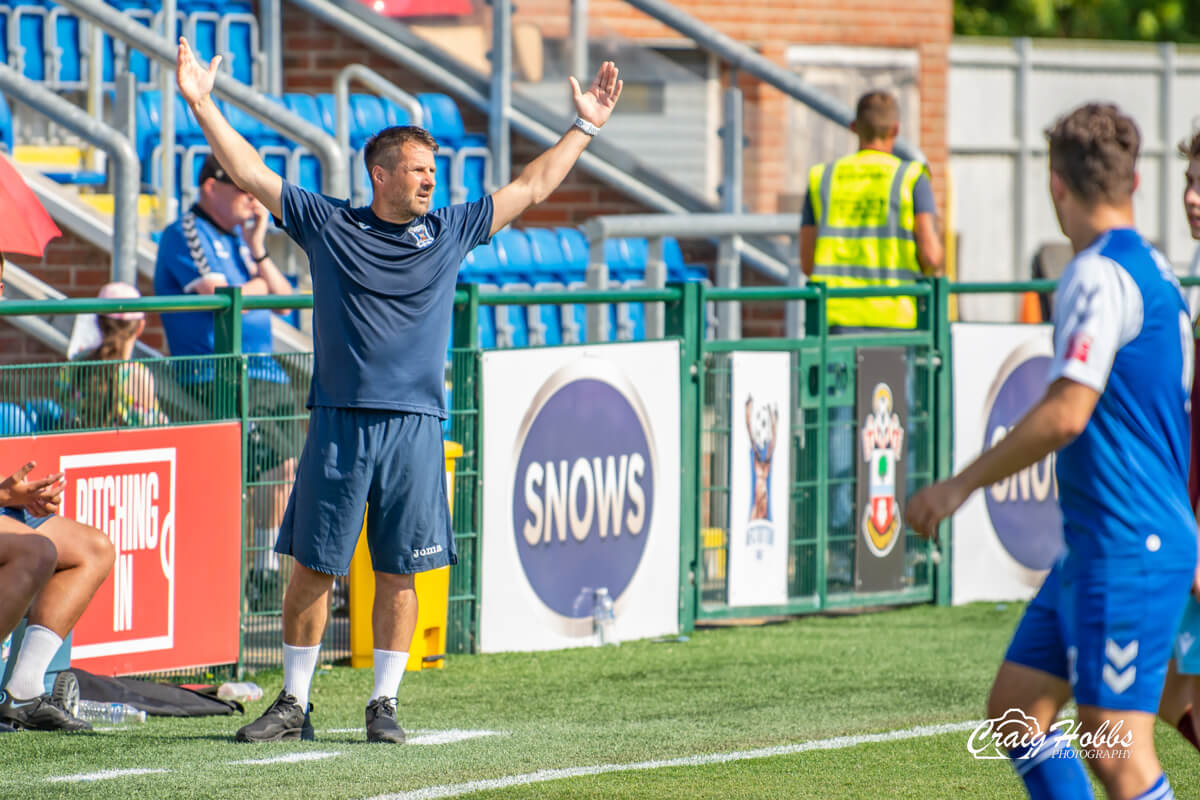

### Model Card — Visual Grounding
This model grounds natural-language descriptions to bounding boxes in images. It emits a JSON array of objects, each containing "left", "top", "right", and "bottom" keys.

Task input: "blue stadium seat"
[
  {"left": 525, "top": 228, "right": 568, "bottom": 283},
  {"left": 349, "top": 94, "right": 387, "bottom": 148},
  {"left": 460, "top": 241, "right": 501, "bottom": 285},
  {"left": 14, "top": 2, "right": 46, "bottom": 81},
  {"left": 491, "top": 228, "right": 535, "bottom": 285},
  {"left": 621, "top": 238, "right": 649, "bottom": 278},
  {"left": 0, "top": 402, "right": 33, "bottom": 435},
  {"left": 477, "top": 297, "right": 496, "bottom": 349},
  {"left": 314, "top": 93, "right": 338, "bottom": 135},
  {"left": 284, "top": 92, "right": 325, "bottom": 191},
  {"left": 102, "top": 0, "right": 155, "bottom": 83},
  {"left": 457, "top": 132, "right": 489, "bottom": 202},
  {"left": 222, "top": 0, "right": 256, "bottom": 85},
  {"left": 417, "top": 93, "right": 460, "bottom": 209},
  {"left": 555, "top": 227, "right": 589, "bottom": 284},
  {"left": 181, "top": 0, "right": 219, "bottom": 73},
  {"left": 417, "top": 92, "right": 465, "bottom": 147},
  {"left": 495, "top": 288, "right": 529, "bottom": 348},
  {"left": 0, "top": 93, "right": 13, "bottom": 153},
  {"left": 48, "top": 5, "right": 83, "bottom": 86},
  {"left": 381, "top": 98, "right": 414, "bottom": 127},
  {"left": 25, "top": 398, "right": 63, "bottom": 432}
]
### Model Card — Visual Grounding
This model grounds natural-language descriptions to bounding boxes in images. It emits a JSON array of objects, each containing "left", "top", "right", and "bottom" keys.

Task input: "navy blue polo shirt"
[{"left": 277, "top": 181, "right": 493, "bottom": 416}]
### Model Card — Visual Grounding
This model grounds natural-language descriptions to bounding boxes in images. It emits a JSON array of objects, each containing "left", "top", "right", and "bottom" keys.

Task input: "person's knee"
[
  {"left": 91, "top": 526, "right": 116, "bottom": 572},
  {"left": 25, "top": 535, "right": 57, "bottom": 583},
  {"left": 375, "top": 571, "right": 415, "bottom": 593}
]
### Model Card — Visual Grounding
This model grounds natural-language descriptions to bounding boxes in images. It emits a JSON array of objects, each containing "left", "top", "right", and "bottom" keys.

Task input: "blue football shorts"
[
  {"left": 1005, "top": 555, "right": 1193, "bottom": 713},
  {"left": 274, "top": 406, "right": 457, "bottom": 576},
  {"left": 0, "top": 506, "right": 57, "bottom": 529}
]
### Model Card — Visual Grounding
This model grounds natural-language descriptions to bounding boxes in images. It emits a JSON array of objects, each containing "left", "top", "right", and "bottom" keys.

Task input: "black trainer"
[
  {"left": 0, "top": 690, "right": 91, "bottom": 731},
  {"left": 365, "top": 696, "right": 405, "bottom": 744},
  {"left": 235, "top": 690, "right": 312, "bottom": 742}
]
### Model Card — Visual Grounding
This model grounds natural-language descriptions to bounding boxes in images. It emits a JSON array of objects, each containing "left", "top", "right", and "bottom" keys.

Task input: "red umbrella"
[{"left": 0, "top": 152, "right": 61, "bottom": 257}]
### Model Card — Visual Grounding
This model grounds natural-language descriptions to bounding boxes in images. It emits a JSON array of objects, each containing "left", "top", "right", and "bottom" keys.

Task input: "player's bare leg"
[
  {"left": 0, "top": 532, "right": 56, "bottom": 641},
  {"left": 1076, "top": 706, "right": 1162, "bottom": 800},
  {"left": 987, "top": 660, "right": 1072, "bottom": 732},
  {"left": 0, "top": 515, "right": 112, "bottom": 731},
  {"left": 988, "top": 661, "right": 1094, "bottom": 799}
]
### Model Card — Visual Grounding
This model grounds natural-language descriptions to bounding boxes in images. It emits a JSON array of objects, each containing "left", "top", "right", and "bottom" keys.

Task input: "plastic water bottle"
[
  {"left": 217, "top": 681, "right": 263, "bottom": 703},
  {"left": 76, "top": 700, "right": 147, "bottom": 724},
  {"left": 593, "top": 587, "right": 618, "bottom": 646}
]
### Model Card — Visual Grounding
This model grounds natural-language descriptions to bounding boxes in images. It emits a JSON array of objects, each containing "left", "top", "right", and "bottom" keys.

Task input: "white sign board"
[
  {"left": 951, "top": 323, "right": 1060, "bottom": 605},
  {"left": 479, "top": 341, "right": 681, "bottom": 652},
  {"left": 727, "top": 352, "right": 791, "bottom": 607}
]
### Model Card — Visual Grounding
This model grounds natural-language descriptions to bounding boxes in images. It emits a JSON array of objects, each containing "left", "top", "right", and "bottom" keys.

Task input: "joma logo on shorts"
[{"left": 412, "top": 545, "right": 443, "bottom": 558}]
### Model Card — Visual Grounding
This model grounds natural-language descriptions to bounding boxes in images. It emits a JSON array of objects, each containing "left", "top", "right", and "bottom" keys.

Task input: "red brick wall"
[
  {"left": 0, "top": 232, "right": 166, "bottom": 366},
  {"left": 512, "top": 0, "right": 951, "bottom": 215}
]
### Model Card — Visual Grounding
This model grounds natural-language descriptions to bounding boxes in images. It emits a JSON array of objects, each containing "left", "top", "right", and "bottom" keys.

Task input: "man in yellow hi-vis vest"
[
  {"left": 800, "top": 90, "right": 943, "bottom": 328},
  {"left": 799, "top": 91, "right": 943, "bottom": 559}
]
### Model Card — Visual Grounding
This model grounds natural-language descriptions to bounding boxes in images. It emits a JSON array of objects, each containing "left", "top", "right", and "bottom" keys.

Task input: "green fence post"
[
  {"left": 667, "top": 281, "right": 701, "bottom": 633},
  {"left": 932, "top": 277, "right": 953, "bottom": 606},
  {"left": 214, "top": 285, "right": 248, "bottom": 673},
  {"left": 449, "top": 285, "right": 481, "bottom": 653},
  {"left": 806, "top": 284, "right": 829, "bottom": 609}
]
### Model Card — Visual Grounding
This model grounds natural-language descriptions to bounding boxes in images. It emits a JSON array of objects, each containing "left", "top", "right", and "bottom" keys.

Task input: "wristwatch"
[{"left": 572, "top": 116, "right": 599, "bottom": 137}]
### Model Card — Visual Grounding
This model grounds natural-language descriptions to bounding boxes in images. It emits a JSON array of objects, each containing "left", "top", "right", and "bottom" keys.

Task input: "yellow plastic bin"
[{"left": 349, "top": 441, "right": 462, "bottom": 671}]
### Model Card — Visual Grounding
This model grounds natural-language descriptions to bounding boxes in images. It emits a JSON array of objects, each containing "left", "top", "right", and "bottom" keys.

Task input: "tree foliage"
[{"left": 954, "top": 0, "right": 1198, "bottom": 42}]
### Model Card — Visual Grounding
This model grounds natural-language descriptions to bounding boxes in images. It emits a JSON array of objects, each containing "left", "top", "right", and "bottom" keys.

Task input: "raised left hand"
[{"left": 571, "top": 61, "right": 623, "bottom": 129}]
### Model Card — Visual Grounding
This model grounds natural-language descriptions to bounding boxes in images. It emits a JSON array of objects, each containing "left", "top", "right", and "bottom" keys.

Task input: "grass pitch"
[{"left": 3, "top": 602, "right": 1198, "bottom": 799}]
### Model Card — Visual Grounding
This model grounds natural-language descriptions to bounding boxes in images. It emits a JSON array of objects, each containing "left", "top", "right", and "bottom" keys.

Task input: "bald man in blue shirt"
[{"left": 175, "top": 37, "right": 623, "bottom": 745}]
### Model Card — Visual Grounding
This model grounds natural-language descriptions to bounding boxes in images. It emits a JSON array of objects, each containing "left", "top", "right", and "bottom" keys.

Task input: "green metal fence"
[{"left": 1, "top": 277, "right": 1077, "bottom": 671}]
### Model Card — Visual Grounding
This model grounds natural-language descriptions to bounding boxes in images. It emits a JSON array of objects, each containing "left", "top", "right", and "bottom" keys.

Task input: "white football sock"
[
  {"left": 282, "top": 643, "right": 321, "bottom": 710},
  {"left": 370, "top": 648, "right": 408, "bottom": 702},
  {"left": 6, "top": 625, "right": 62, "bottom": 700}
]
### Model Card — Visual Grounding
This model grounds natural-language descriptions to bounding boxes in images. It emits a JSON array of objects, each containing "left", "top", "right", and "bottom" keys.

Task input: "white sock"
[
  {"left": 282, "top": 643, "right": 321, "bottom": 710},
  {"left": 6, "top": 625, "right": 62, "bottom": 700},
  {"left": 370, "top": 648, "right": 408, "bottom": 702}
]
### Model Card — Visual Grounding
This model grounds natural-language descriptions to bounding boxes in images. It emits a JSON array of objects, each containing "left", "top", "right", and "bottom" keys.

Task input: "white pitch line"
[
  {"left": 47, "top": 768, "right": 170, "bottom": 783},
  {"left": 363, "top": 720, "right": 984, "bottom": 800},
  {"left": 227, "top": 751, "right": 342, "bottom": 766},
  {"left": 409, "top": 730, "right": 504, "bottom": 746},
  {"left": 319, "top": 728, "right": 503, "bottom": 746}
]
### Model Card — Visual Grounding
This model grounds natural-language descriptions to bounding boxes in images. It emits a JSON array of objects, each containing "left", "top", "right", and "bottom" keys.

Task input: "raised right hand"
[
  {"left": 177, "top": 36, "right": 222, "bottom": 106},
  {"left": 1, "top": 461, "right": 65, "bottom": 510}
]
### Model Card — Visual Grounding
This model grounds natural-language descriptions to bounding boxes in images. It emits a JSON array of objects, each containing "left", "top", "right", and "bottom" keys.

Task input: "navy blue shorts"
[
  {"left": 1006, "top": 556, "right": 1193, "bottom": 713},
  {"left": 0, "top": 507, "right": 56, "bottom": 529},
  {"left": 275, "top": 406, "right": 457, "bottom": 576}
]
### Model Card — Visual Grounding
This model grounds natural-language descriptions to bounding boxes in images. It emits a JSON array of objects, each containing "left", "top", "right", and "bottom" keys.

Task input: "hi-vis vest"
[{"left": 808, "top": 151, "right": 927, "bottom": 328}]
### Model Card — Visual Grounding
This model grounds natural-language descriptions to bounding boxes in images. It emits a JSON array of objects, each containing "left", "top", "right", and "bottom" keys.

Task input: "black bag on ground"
[{"left": 68, "top": 668, "right": 243, "bottom": 717}]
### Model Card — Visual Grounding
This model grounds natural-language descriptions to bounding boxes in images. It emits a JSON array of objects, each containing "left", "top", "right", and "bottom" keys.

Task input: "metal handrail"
[
  {"left": 56, "top": 0, "right": 350, "bottom": 198},
  {"left": 0, "top": 66, "right": 139, "bottom": 283}
]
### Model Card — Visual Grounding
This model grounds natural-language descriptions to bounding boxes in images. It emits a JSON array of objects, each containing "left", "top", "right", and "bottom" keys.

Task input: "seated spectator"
[
  {"left": 63, "top": 281, "right": 168, "bottom": 429},
  {"left": 0, "top": 461, "right": 113, "bottom": 734},
  {"left": 154, "top": 154, "right": 298, "bottom": 607},
  {"left": 154, "top": 153, "right": 293, "bottom": 370}
]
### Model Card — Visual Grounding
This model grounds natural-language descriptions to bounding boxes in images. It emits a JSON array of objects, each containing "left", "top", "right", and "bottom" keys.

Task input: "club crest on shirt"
[{"left": 410, "top": 222, "right": 434, "bottom": 248}]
